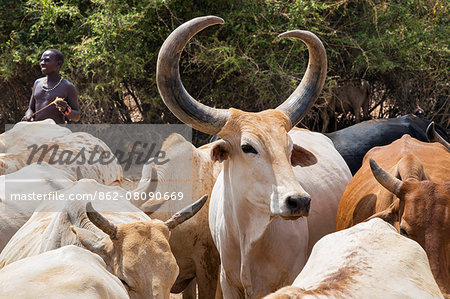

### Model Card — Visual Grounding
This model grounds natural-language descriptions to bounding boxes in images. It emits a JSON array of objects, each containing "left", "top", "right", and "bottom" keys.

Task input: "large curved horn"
[
  {"left": 276, "top": 31, "right": 327, "bottom": 128},
  {"left": 157, "top": 16, "right": 229, "bottom": 135},
  {"left": 86, "top": 202, "right": 118, "bottom": 240},
  {"left": 426, "top": 122, "right": 450, "bottom": 151},
  {"left": 165, "top": 194, "right": 208, "bottom": 230},
  {"left": 369, "top": 158, "right": 402, "bottom": 196}
]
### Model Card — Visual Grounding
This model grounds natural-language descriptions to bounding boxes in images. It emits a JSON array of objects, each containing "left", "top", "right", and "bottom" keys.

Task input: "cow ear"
[
  {"left": 211, "top": 140, "right": 231, "bottom": 163},
  {"left": 70, "top": 226, "right": 113, "bottom": 258},
  {"left": 291, "top": 144, "right": 317, "bottom": 167},
  {"left": 366, "top": 199, "right": 400, "bottom": 227}
]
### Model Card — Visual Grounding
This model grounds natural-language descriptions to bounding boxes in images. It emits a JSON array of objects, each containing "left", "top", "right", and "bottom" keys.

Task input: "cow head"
[
  {"left": 211, "top": 109, "right": 317, "bottom": 218},
  {"left": 71, "top": 195, "right": 207, "bottom": 298},
  {"left": 156, "top": 16, "right": 326, "bottom": 219},
  {"left": 369, "top": 158, "right": 450, "bottom": 295}
]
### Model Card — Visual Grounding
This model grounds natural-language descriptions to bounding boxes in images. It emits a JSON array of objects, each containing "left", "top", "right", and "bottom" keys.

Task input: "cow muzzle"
[
  {"left": 270, "top": 186, "right": 311, "bottom": 220},
  {"left": 283, "top": 195, "right": 310, "bottom": 219},
  {"left": 270, "top": 194, "right": 311, "bottom": 220}
]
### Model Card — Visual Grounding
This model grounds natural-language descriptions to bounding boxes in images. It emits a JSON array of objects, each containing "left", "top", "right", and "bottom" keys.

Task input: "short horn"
[
  {"left": 86, "top": 202, "right": 118, "bottom": 240},
  {"left": 369, "top": 158, "right": 402, "bottom": 196},
  {"left": 276, "top": 30, "right": 327, "bottom": 129},
  {"left": 134, "top": 163, "right": 158, "bottom": 194},
  {"left": 426, "top": 122, "right": 450, "bottom": 151},
  {"left": 157, "top": 16, "right": 229, "bottom": 135},
  {"left": 165, "top": 194, "right": 208, "bottom": 230}
]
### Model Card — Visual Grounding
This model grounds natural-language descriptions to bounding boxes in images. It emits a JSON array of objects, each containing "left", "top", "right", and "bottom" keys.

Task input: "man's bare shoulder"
[
  {"left": 61, "top": 78, "right": 76, "bottom": 88},
  {"left": 34, "top": 77, "right": 46, "bottom": 85}
]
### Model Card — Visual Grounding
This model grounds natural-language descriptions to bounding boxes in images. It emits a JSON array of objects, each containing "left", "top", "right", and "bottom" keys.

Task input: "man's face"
[{"left": 40, "top": 51, "right": 61, "bottom": 75}]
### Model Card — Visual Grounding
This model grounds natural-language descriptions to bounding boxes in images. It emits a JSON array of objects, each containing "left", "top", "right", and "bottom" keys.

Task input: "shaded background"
[{"left": 1, "top": 0, "right": 448, "bottom": 145}]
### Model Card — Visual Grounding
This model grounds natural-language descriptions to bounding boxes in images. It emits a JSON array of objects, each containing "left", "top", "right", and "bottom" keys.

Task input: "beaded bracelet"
[{"left": 64, "top": 106, "right": 72, "bottom": 116}]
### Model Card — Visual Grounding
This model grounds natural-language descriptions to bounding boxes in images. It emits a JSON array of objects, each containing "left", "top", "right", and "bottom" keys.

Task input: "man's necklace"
[{"left": 42, "top": 77, "right": 63, "bottom": 91}]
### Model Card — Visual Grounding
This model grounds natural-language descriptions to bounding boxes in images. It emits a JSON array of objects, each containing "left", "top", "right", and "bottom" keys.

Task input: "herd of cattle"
[{"left": 0, "top": 16, "right": 448, "bottom": 299}]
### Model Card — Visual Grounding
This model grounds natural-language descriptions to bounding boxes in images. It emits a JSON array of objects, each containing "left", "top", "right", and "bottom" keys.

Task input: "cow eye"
[
  {"left": 241, "top": 144, "right": 258, "bottom": 154},
  {"left": 400, "top": 227, "right": 409, "bottom": 237}
]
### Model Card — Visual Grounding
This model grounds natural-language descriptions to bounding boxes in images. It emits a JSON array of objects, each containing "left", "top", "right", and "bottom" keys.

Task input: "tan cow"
[
  {"left": 0, "top": 176, "right": 207, "bottom": 299},
  {"left": 157, "top": 16, "right": 352, "bottom": 298},
  {"left": 319, "top": 79, "right": 370, "bottom": 132},
  {"left": 264, "top": 218, "right": 444, "bottom": 298},
  {"left": 137, "top": 133, "right": 223, "bottom": 298},
  {"left": 336, "top": 134, "right": 449, "bottom": 296},
  {"left": 0, "top": 245, "right": 129, "bottom": 299},
  {"left": 331, "top": 79, "right": 370, "bottom": 123}
]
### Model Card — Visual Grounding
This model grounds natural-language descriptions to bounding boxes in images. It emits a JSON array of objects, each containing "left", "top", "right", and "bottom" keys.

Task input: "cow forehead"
[
  {"left": 218, "top": 109, "right": 291, "bottom": 142},
  {"left": 403, "top": 181, "right": 450, "bottom": 204},
  {"left": 118, "top": 221, "right": 170, "bottom": 247},
  {"left": 402, "top": 181, "right": 450, "bottom": 222}
]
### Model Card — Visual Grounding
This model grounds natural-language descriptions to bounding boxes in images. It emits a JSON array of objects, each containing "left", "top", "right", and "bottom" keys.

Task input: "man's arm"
[{"left": 64, "top": 82, "right": 80, "bottom": 122}]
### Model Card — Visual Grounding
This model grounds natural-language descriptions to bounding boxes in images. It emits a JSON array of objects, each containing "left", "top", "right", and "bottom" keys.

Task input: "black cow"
[{"left": 325, "top": 114, "right": 449, "bottom": 175}]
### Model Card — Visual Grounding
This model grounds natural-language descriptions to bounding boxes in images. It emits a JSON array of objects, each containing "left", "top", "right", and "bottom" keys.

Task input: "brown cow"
[{"left": 336, "top": 134, "right": 450, "bottom": 296}]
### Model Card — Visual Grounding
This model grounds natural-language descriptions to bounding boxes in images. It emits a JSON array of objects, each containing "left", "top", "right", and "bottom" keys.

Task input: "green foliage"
[{"left": 0, "top": 0, "right": 448, "bottom": 142}]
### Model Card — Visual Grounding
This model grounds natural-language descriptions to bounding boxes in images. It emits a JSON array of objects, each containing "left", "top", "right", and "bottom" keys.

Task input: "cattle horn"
[
  {"left": 276, "top": 30, "right": 327, "bottom": 129},
  {"left": 76, "top": 166, "right": 83, "bottom": 180},
  {"left": 156, "top": 16, "right": 230, "bottom": 135},
  {"left": 86, "top": 202, "right": 118, "bottom": 240},
  {"left": 369, "top": 158, "right": 402, "bottom": 196},
  {"left": 133, "top": 163, "right": 158, "bottom": 195},
  {"left": 426, "top": 122, "right": 450, "bottom": 151},
  {"left": 165, "top": 194, "right": 208, "bottom": 230}
]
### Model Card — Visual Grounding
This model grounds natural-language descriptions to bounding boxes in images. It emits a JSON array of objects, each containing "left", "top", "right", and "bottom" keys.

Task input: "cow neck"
[{"left": 221, "top": 159, "right": 272, "bottom": 249}]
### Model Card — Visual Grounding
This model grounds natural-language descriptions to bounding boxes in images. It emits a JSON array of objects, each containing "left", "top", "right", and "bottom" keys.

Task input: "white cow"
[
  {"left": 209, "top": 127, "right": 350, "bottom": 298},
  {"left": 0, "top": 120, "right": 123, "bottom": 184},
  {"left": 0, "top": 174, "right": 207, "bottom": 299},
  {"left": 0, "top": 131, "right": 123, "bottom": 183},
  {"left": 0, "top": 162, "right": 76, "bottom": 250},
  {"left": 156, "top": 16, "right": 352, "bottom": 298},
  {"left": 0, "top": 119, "right": 70, "bottom": 153},
  {"left": 264, "top": 218, "right": 444, "bottom": 299},
  {"left": 0, "top": 245, "right": 128, "bottom": 299}
]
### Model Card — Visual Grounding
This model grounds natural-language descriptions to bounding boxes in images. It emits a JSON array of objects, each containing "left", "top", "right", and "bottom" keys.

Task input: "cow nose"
[{"left": 286, "top": 196, "right": 310, "bottom": 214}]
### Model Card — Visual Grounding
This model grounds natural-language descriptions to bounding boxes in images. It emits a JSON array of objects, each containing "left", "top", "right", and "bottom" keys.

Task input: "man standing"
[{"left": 22, "top": 49, "right": 80, "bottom": 124}]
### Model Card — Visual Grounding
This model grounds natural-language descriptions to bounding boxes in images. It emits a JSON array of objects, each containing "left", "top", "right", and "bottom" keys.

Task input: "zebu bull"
[
  {"left": 157, "top": 16, "right": 352, "bottom": 298},
  {"left": 336, "top": 131, "right": 449, "bottom": 296}
]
